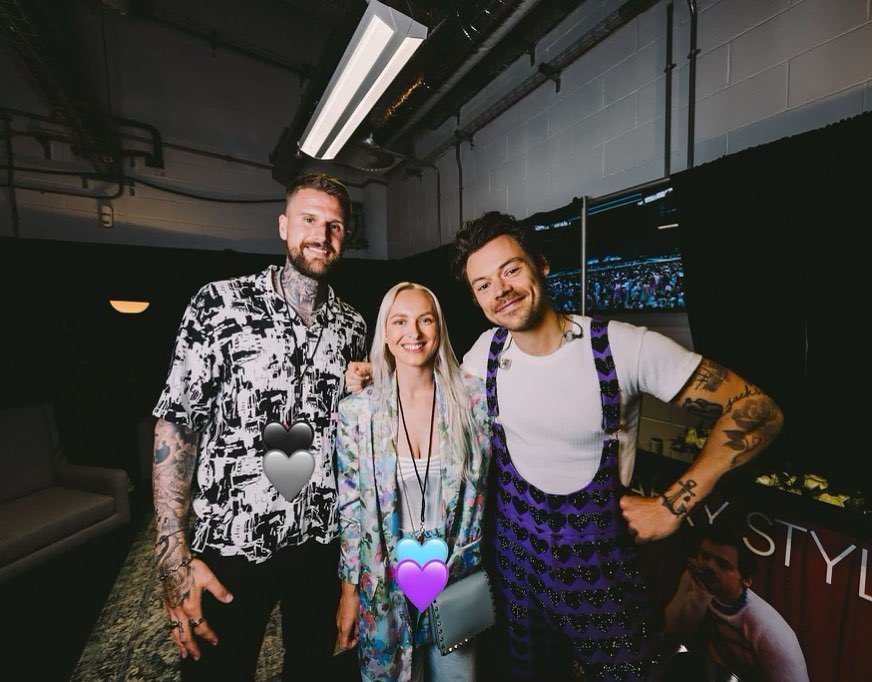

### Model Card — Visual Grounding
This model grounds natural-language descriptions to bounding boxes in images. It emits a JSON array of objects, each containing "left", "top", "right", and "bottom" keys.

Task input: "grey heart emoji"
[{"left": 263, "top": 449, "right": 316, "bottom": 502}]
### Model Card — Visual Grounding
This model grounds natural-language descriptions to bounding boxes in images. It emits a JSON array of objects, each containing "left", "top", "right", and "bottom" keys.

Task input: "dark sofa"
[{"left": 0, "top": 405, "right": 130, "bottom": 583}]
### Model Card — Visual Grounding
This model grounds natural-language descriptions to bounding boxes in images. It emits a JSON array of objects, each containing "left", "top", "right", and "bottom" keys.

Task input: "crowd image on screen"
[
  {"left": 586, "top": 255, "right": 685, "bottom": 312},
  {"left": 545, "top": 270, "right": 582, "bottom": 313}
]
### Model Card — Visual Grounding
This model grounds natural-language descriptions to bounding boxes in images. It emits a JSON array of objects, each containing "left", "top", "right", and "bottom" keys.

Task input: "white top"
[
  {"left": 462, "top": 316, "right": 700, "bottom": 493},
  {"left": 665, "top": 570, "right": 810, "bottom": 682},
  {"left": 397, "top": 455, "right": 443, "bottom": 533}
]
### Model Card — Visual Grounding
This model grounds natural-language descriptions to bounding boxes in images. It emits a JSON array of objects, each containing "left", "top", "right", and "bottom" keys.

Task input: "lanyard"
[{"left": 396, "top": 378, "right": 437, "bottom": 533}]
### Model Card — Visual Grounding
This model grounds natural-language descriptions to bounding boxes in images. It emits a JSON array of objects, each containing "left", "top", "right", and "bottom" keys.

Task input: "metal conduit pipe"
[
  {"left": 686, "top": 0, "right": 699, "bottom": 169},
  {"left": 428, "top": 163, "right": 442, "bottom": 247},
  {"left": 664, "top": 3, "right": 675, "bottom": 177},
  {"left": 384, "top": 0, "right": 543, "bottom": 149},
  {"left": 455, "top": 143, "right": 464, "bottom": 233},
  {"left": 2, "top": 113, "right": 20, "bottom": 238}
]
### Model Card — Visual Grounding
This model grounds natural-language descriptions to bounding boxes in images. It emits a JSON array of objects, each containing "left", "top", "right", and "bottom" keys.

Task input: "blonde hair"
[{"left": 370, "top": 282, "right": 477, "bottom": 478}]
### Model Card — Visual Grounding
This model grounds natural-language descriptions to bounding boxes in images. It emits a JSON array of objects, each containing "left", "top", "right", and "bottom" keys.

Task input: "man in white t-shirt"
[
  {"left": 451, "top": 212, "right": 783, "bottom": 681},
  {"left": 348, "top": 212, "right": 783, "bottom": 681}
]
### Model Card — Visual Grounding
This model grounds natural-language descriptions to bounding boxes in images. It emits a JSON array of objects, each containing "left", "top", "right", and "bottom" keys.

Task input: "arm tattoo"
[
  {"left": 153, "top": 419, "right": 198, "bottom": 606},
  {"left": 681, "top": 397, "right": 723, "bottom": 420},
  {"left": 722, "top": 384, "right": 762, "bottom": 415},
  {"left": 661, "top": 479, "right": 698, "bottom": 517},
  {"left": 721, "top": 397, "right": 782, "bottom": 467},
  {"left": 692, "top": 359, "right": 728, "bottom": 392}
]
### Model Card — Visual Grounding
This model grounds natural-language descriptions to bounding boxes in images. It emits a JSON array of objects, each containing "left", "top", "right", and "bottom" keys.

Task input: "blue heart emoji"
[{"left": 396, "top": 537, "right": 449, "bottom": 566}]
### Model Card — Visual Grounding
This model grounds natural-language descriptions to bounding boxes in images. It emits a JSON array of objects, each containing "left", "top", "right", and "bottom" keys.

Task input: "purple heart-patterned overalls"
[{"left": 486, "top": 320, "right": 664, "bottom": 681}]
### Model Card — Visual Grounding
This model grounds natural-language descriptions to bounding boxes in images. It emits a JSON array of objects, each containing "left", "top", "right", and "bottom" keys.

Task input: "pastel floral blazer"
[{"left": 336, "top": 374, "right": 491, "bottom": 682}]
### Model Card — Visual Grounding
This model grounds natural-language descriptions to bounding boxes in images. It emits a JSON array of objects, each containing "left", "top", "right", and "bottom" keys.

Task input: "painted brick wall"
[
  {"left": 388, "top": 0, "right": 872, "bottom": 258},
  {"left": 386, "top": 0, "right": 872, "bottom": 463}
]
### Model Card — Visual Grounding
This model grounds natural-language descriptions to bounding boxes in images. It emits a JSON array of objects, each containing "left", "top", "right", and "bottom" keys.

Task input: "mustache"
[{"left": 300, "top": 241, "right": 336, "bottom": 255}]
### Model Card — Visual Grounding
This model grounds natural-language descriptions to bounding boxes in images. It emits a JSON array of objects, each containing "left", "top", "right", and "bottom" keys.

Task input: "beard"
[
  {"left": 499, "top": 297, "right": 547, "bottom": 332},
  {"left": 287, "top": 242, "right": 339, "bottom": 280},
  {"left": 493, "top": 279, "right": 549, "bottom": 332}
]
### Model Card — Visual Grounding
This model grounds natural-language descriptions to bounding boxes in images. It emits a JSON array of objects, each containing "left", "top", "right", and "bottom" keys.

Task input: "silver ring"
[
  {"left": 168, "top": 620, "right": 182, "bottom": 630},
  {"left": 189, "top": 617, "right": 205, "bottom": 628}
]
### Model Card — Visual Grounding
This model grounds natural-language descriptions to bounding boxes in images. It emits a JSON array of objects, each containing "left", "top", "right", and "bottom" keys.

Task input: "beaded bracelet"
[{"left": 158, "top": 556, "right": 193, "bottom": 581}]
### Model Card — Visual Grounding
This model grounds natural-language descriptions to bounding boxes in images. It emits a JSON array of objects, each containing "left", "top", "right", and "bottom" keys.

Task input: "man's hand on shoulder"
[{"left": 345, "top": 361, "right": 372, "bottom": 394}]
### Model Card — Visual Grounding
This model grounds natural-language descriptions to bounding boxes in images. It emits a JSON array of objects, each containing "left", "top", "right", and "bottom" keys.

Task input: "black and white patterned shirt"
[{"left": 154, "top": 265, "right": 366, "bottom": 563}]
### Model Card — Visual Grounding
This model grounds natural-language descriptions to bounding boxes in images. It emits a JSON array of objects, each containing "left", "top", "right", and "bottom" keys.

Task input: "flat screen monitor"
[{"left": 585, "top": 184, "right": 686, "bottom": 313}]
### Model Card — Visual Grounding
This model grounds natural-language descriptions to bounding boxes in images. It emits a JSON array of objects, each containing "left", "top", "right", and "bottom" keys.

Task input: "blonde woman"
[{"left": 334, "top": 282, "right": 491, "bottom": 682}]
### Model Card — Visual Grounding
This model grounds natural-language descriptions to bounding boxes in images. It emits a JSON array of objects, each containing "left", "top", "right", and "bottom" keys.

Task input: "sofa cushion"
[
  {"left": 0, "top": 486, "right": 115, "bottom": 566},
  {"left": 0, "top": 406, "right": 58, "bottom": 503}
]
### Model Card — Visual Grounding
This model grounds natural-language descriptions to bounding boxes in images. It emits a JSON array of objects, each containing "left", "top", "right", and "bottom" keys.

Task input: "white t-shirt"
[
  {"left": 462, "top": 316, "right": 701, "bottom": 493},
  {"left": 397, "top": 455, "right": 443, "bottom": 534},
  {"left": 665, "top": 571, "right": 810, "bottom": 682}
]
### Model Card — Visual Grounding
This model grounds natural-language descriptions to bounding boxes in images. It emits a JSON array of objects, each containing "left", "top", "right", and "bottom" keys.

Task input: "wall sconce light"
[
  {"left": 298, "top": 0, "right": 427, "bottom": 160},
  {"left": 109, "top": 300, "right": 150, "bottom": 314}
]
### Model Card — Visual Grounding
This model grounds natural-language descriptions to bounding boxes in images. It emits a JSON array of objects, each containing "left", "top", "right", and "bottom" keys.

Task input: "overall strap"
[
  {"left": 589, "top": 318, "right": 621, "bottom": 434},
  {"left": 485, "top": 327, "right": 509, "bottom": 419}
]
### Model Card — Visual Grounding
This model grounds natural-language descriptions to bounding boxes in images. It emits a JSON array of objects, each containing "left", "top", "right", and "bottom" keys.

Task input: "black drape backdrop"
[
  {"left": 672, "top": 111, "right": 872, "bottom": 494},
  {"left": 0, "top": 238, "right": 396, "bottom": 477}
]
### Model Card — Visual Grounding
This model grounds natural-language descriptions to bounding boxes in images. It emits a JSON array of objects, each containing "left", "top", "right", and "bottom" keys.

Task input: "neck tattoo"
[{"left": 276, "top": 262, "right": 325, "bottom": 326}]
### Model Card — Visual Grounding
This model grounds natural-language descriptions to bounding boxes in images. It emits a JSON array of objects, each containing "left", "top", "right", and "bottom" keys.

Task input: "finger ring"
[
  {"left": 190, "top": 618, "right": 205, "bottom": 627},
  {"left": 168, "top": 620, "right": 182, "bottom": 630}
]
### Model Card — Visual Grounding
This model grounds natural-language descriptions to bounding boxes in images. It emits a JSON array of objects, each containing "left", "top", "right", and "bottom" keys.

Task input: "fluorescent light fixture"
[
  {"left": 299, "top": 0, "right": 427, "bottom": 160},
  {"left": 110, "top": 300, "right": 150, "bottom": 314},
  {"left": 657, "top": 223, "right": 679, "bottom": 230}
]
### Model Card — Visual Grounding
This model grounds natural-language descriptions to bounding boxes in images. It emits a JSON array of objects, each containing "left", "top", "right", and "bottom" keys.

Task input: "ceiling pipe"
[
  {"left": 122, "top": 3, "right": 315, "bottom": 78},
  {"left": 420, "top": 0, "right": 659, "bottom": 164},
  {"left": 382, "top": 0, "right": 543, "bottom": 149},
  {"left": 370, "top": 0, "right": 541, "bottom": 146},
  {"left": 0, "top": 0, "right": 121, "bottom": 178}
]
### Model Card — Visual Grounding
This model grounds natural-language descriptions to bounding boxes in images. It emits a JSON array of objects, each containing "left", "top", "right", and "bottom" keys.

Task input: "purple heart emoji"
[{"left": 396, "top": 559, "right": 448, "bottom": 610}]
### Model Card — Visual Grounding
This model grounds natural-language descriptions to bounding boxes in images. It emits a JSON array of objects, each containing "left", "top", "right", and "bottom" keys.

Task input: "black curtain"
[
  {"left": 0, "top": 238, "right": 393, "bottom": 477},
  {"left": 672, "top": 111, "right": 872, "bottom": 492}
]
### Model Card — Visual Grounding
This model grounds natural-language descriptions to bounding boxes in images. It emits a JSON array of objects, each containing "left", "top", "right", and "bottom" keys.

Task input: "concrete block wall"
[
  {"left": 388, "top": 0, "right": 872, "bottom": 457},
  {"left": 0, "top": 5, "right": 388, "bottom": 258},
  {"left": 387, "top": 0, "right": 872, "bottom": 258}
]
